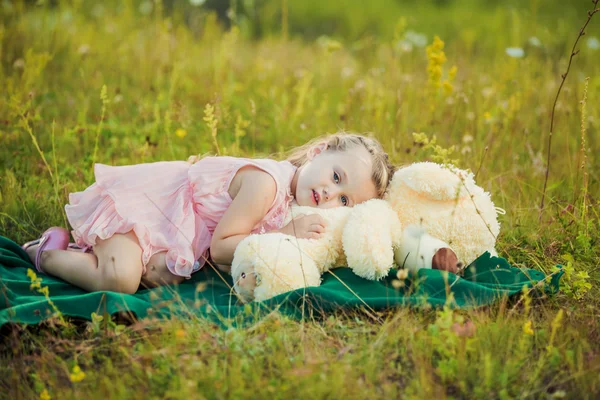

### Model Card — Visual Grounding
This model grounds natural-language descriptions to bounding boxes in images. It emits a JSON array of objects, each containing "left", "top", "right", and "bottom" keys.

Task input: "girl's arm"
[{"left": 209, "top": 168, "right": 277, "bottom": 266}]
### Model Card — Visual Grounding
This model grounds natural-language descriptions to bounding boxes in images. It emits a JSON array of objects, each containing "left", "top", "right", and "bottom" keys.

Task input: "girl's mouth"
[{"left": 312, "top": 190, "right": 320, "bottom": 205}]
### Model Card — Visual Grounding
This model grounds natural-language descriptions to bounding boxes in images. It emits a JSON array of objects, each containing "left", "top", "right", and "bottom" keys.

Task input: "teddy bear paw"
[{"left": 431, "top": 248, "right": 464, "bottom": 274}]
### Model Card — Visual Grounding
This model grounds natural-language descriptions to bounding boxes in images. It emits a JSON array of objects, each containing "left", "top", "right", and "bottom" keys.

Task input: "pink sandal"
[{"left": 21, "top": 227, "right": 70, "bottom": 273}]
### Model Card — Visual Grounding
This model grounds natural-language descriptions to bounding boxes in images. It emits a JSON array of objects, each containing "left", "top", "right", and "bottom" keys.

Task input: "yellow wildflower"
[
  {"left": 69, "top": 364, "right": 86, "bottom": 383},
  {"left": 443, "top": 80, "right": 453, "bottom": 96},
  {"left": 27, "top": 267, "right": 65, "bottom": 323},
  {"left": 448, "top": 65, "right": 458, "bottom": 80},
  {"left": 483, "top": 112, "right": 492, "bottom": 121},
  {"left": 427, "top": 35, "right": 445, "bottom": 53},
  {"left": 39, "top": 389, "right": 51, "bottom": 400},
  {"left": 325, "top": 39, "right": 342, "bottom": 53},
  {"left": 430, "top": 52, "right": 447, "bottom": 65},
  {"left": 28, "top": 269, "right": 42, "bottom": 291},
  {"left": 523, "top": 320, "right": 534, "bottom": 335},
  {"left": 175, "top": 128, "right": 187, "bottom": 139},
  {"left": 426, "top": 35, "right": 454, "bottom": 94},
  {"left": 175, "top": 329, "right": 186, "bottom": 338},
  {"left": 428, "top": 65, "right": 443, "bottom": 86}
]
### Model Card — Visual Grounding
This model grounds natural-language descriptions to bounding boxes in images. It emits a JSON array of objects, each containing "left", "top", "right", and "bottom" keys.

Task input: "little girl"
[{"left": 22, "top": 133, "right": 395, "bottom": 294}]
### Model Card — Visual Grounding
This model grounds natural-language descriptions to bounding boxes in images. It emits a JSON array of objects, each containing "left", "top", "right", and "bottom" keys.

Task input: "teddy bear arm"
[{"left": 343, "top": 199, "right": 402, "bottom": 280}]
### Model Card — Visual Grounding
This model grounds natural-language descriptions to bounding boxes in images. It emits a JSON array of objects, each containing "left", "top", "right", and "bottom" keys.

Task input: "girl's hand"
[
  {"left": 278, "top": 214, "right": 327, "bottom": 239},
  {"left": 187, "top": 155, "right": 199, "bottom": 164}
]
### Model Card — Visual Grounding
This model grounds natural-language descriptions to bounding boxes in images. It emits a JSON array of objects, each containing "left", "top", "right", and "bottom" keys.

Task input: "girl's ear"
[{"left": 307, "top": 142, "right": 328, "bottom": 160}]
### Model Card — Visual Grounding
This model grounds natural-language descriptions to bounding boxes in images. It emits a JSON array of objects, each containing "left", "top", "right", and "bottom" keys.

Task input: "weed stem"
[{"left": 539, "top": 0, "right": 599, "bottom": 221}]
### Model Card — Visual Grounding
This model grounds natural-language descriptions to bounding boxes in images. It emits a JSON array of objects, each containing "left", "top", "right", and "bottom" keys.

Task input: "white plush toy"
[{"left": 231, "top": 162, "right": 501, "bottom": 303}]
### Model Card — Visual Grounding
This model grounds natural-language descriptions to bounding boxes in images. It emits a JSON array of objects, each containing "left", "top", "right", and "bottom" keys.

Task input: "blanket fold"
[{"left": 0, "top": 236, "right": 562, "bottom": 328}]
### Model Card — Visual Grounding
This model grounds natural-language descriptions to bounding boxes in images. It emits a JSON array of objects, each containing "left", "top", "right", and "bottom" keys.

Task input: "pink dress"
[{"left": 64, "top": 157, "right": 297, "bottom": 278}]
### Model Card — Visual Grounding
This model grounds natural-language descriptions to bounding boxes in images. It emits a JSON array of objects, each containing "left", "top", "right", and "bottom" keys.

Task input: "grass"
[{"left": 1, "top": 0, "right": 599, "bottom": 398}]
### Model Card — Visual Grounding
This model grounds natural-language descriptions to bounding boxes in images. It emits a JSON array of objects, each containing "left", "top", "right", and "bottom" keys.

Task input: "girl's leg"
[
  {"left": 140, "top": 251, "right": 184, "bottom": 288},
  {"left": 38, "top": 231, "right": 144, "bottom": 294}
]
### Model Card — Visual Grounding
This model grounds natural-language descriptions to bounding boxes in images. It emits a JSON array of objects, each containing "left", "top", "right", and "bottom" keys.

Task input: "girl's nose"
[{"left": 324, "top": 187, "right": 339, "bottom": 202}]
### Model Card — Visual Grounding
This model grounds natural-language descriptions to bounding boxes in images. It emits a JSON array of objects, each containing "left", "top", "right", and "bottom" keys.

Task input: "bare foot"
[{"left": 431, "top": 248, "right": 460, "bottom": 274}]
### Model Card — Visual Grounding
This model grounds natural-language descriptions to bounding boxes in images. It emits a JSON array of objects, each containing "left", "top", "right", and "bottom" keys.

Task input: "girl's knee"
[
  {"left": 98, "top": 273, "right": 140, "bottom": 294},
  {"left": 98, "top": 260, "right": 141, "bottom": 294}
]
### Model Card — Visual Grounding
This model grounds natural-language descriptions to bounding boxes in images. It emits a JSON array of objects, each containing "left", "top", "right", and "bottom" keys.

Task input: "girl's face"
[{"left": 291, "top": 144, "right": 378, "bottom": 208}]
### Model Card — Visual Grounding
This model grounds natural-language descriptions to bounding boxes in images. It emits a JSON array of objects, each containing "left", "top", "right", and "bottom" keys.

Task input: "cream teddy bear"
[{"left": 231, "top": 162, "right": 501, "bottom": 303}]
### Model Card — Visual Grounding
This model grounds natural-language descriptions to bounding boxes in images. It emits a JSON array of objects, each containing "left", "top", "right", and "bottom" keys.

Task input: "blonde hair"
[{"left": 286, "top": 132, "right": 396, "bottom": 199}]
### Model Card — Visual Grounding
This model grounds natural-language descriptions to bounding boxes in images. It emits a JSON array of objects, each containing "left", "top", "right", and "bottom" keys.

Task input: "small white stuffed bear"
[
  {"left": 231, "top": 206, "right": 353, "bottom": 303},
  {"left": 231, "top": 162, "right": 501, "bottom": 303}
]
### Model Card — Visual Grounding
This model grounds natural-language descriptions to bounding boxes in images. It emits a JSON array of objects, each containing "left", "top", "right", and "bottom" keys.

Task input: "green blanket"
[{"left": 0, "top": 236, "right": 562, "bottom": 328}]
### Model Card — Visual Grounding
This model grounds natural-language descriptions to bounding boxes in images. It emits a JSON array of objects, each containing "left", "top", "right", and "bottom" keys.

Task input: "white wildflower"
[
  {"left": 78, "top": 44, "right": 90, "bottom": 55},
  {"left": 587, "top": 37, "right": 600, "bottom": 50},
  {"left": 505, "top": 47, "right": 525, "bottom": 58},
  {"left": 404, "top": 31, "right": 428, "bottom": 48},
  {"left": 528, "top": 37, "right": 542, "bottom": 47}
]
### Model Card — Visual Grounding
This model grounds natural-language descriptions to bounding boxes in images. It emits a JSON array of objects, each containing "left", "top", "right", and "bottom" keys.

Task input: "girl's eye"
[
  {"left": 341, "top": 195, "right": 349, "bottom": 206},
  {"left": 333, "top": 171, "right": 340, "bottom": 184}
]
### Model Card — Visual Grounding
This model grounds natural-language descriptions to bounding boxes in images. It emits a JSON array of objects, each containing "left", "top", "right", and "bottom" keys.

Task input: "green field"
[{"left": 1, "top": 0, "right": 599, "bottom": 398}]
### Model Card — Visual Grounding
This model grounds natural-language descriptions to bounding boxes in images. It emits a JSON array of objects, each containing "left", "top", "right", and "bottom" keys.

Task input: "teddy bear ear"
[{"left": 342, "top": 199, "right": 401, "bottom": 280}]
